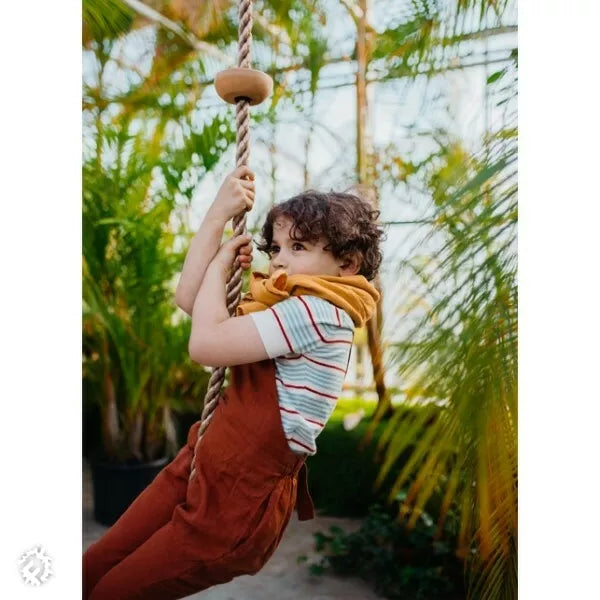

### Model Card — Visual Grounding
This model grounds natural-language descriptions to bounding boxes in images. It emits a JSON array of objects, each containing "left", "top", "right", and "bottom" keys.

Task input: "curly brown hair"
[{"left": 255, "top": 189, "right": 386, "bottom": 281}]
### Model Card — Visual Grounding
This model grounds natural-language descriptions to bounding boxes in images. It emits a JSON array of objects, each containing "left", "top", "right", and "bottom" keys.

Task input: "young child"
[{"left": 83, "top": 166, "right": 384, "bottom": 600}]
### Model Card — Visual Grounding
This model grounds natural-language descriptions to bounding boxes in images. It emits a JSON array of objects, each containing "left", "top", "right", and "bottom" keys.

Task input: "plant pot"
[{"left": 90, "top": 456, "right": 169, "bottom": 526}]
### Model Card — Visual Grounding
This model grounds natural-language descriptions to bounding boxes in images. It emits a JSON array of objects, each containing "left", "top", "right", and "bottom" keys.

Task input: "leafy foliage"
[
  {"left": 82, "top": 0, "right": 135, "bottom": 44},
  {"left": 82, "top": 98, "right": 236, "bottom": 463},
  {"left": 304, "top": 503, "right": 466, "bottom": 600},
  {"left": 82, "top": 0, "right": 243, "bottom": 462},
  {"left": 371, "top": 93, "right": 517, "bottom": 600},
  {"left": 355, "top": 3, "right": 518, "bottom": 598},
  {"left": 83, "top": 128, "right": 186, "bottom": 462}
]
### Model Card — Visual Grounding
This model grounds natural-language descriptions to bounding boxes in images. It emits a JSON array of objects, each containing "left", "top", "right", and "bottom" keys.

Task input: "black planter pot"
[{"left": 90, "top": 456, "right": 169, "bottom": 526}]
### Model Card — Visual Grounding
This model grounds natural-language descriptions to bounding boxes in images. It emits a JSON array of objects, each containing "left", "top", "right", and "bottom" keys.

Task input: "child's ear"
[{"left": 339, "top": 253, "right": 361, "bottom": 276}]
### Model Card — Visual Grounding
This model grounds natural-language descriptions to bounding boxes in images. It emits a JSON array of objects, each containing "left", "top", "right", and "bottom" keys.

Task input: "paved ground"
[{"left": 83, "top": 460, "right": 381, "bottom": 599}]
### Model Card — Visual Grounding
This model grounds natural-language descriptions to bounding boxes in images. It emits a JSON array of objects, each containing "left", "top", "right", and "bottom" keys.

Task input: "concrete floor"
[{"left": 83, "top": 460, "right": 381, "bottom": 599}]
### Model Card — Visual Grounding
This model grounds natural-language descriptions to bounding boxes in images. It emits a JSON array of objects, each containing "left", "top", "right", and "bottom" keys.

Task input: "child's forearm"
[{"left": 175, "top": 210, "right": 226, "bottom": 316}]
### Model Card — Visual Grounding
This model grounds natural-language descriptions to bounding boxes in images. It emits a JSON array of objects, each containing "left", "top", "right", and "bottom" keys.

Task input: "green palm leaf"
[{"left": 372, "top": 116, "right": 517, "bottom": 598}]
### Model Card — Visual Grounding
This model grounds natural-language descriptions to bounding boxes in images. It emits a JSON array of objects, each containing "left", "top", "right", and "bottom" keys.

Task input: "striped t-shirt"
[{"left": 249, "top": 295, "right": 355, "bottom": 456}]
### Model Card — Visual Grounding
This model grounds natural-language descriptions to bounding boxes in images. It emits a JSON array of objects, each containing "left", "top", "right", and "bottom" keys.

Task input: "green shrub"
[
  {"left": 301, "top": 502, "right": 466, "bottom": 600},
  {"left": 307, "top": 399, "right": 431, "bottom": 518}
]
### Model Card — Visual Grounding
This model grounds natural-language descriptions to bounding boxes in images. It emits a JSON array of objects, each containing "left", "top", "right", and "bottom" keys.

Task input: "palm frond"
[
  {"left": 372, "top": 104, "right": 517, "bottom": 597},
  {"left": 83, "top": 0, "right": 135, "bottom": 44}
]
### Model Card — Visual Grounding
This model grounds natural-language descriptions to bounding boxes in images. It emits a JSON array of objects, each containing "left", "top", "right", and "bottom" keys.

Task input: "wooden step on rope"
[{"left": 189, "top": 0, "right": 273, "bottom": 482}]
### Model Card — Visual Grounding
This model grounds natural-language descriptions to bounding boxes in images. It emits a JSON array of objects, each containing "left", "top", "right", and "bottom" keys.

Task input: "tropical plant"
[
  {"left": 83, "top": 127, "right": 185, "bottom": 462},
  {"left": 365, "top": 3, "right": 518, "bottom": 596},
  {"left": 82, "top": 0, "right": 249, "bottom": 462},
  {"left": 82, "top": 94, "right": 243, "bottom": 459},
  {"left": 372, "top": 132, "right": 517, "bottom": 599}
]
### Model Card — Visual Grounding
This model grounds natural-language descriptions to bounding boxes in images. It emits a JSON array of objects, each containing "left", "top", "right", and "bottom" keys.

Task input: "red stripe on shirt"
[
  {"left": 279, "top": 405, "right": 325, "bottom": 427},
  {"left": 297, "top": 296, "right": 353, "bottom": 344},
  {"left": 275, "top": 376, "right": 338, "bottom": 400},
  {"left": 279, "top": 353, "right": 346, "bottom": 373},
  {"left": 287, "top": 436, "right": 313, "bottom": 452},
  {"left": 303, "top": 354, "right": 347, "bottom": 373},
  {"left": 269, "top": 306, "right": 293, "bottom": 352}
]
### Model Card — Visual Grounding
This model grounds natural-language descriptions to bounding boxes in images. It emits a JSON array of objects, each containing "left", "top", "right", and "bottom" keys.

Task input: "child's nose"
[
  {"left": 272, "top": 253, "right": 287, "bottom": 269},
  {"left": 273, "top": 255, "right": 287, "bottom": 268}
]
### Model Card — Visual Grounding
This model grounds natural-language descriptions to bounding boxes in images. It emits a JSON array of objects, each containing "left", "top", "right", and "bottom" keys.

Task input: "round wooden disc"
[{"left": 214, "top": 68, "right": 273, "bottom": 106}]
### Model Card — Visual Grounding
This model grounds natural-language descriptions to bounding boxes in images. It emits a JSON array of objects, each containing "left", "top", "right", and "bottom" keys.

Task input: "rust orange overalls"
[{"left": 83, "top": 358, "right": 315, "bottom": 599}]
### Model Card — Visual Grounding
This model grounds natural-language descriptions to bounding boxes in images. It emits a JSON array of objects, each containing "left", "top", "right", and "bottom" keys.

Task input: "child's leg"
[
  {"left": 87, "top": 518, "right": 224, "bottom": 600},
  {"left": 83, "top": 422, "right": 201, "bottom": 599},
  {"left": 87, "top": 462, "right": 298, "bottom": 600}
]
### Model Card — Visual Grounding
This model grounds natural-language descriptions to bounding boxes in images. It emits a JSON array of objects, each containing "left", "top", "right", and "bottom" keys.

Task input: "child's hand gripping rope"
[
  {"left": 207, "top": 166, "right": 255, "bottom": 225},
  {"left": 211, "top": 232, "right": 254, "bottom": 277}
]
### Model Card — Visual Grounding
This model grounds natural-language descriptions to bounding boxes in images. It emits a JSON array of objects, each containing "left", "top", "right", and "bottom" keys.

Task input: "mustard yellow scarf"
[{"left": 235, "top": 268, "right": 380, "bottom": 328}]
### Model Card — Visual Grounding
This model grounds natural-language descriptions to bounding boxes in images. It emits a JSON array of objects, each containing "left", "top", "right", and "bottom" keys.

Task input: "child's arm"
[
  {"left": 175, "top": 215, "right": 226, "bottom": 316},
  {"left": 175, "top": 166, "right": 255, "bottom": 316},
  {"left": 188, "top": 235, "right": 355, "bottom": 368},
  {"left": 188, "top": 234, "right": 270, "bottom": 367}
]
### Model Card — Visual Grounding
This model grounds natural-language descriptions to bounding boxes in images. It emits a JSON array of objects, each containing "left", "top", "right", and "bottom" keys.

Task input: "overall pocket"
[{"left": 200, "top": 476, "right": 296, "bottom": 576}]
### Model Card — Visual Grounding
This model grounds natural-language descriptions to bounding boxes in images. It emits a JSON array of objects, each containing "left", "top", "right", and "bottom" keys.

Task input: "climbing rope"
[{"left": 189, "top": 0, "right": 264, "bottom": 482}]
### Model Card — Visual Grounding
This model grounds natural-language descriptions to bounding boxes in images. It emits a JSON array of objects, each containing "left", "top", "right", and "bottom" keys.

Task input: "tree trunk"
[
  {"left": 367, "top": 272, "right": 394, "bottom": 420},
  {"left": 100, "top": 336, "right": 121, "bottom": 460},
  {"left": 355, "top": 0, "right": 391, "bottom": 420},
  {"left": 128, "top": 406, "right": 144, "bottom": 462},
  {"left": 162, "top": 404, "right": 179, "bottom": 459}
]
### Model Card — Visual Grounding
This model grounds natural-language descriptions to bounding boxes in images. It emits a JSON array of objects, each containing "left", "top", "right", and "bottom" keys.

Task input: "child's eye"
[{"left": 267, "top": 243, "right": 305, "bottom": 256}]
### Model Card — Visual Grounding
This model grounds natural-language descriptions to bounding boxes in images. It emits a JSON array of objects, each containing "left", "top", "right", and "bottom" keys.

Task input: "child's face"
[{"left": 267, "top": 216, "right": 359, "bottom": 278}]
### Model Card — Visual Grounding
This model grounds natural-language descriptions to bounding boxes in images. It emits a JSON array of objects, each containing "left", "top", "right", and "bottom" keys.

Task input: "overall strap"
[
  {"left": 344, "top": 331, "right": 355, "bottom": 376},
  {"left": 295, "top": 463, "right": 315, "bottom": 521}
]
